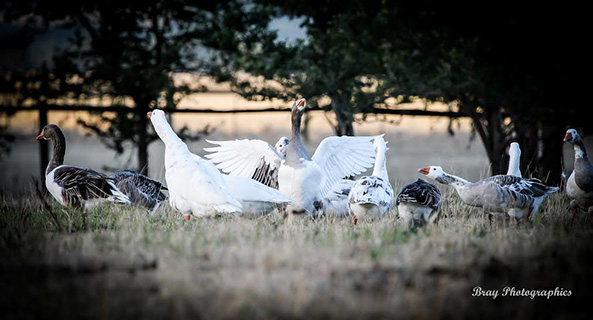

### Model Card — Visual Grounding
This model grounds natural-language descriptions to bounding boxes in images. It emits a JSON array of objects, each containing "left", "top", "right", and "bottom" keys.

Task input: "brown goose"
[
  {"left": 563, "top": 128, "right": 593, "bottom": 218},
  {"left": 36, "top": 125, "right": 130, "bottom": 218}
]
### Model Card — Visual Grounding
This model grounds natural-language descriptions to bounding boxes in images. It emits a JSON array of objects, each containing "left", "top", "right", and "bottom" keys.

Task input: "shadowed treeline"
[{"left": 1, "top": 1, "right": 591, "bottom": 184}]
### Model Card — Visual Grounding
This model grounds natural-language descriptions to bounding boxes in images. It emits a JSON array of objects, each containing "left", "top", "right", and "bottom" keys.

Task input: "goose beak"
[
  {"left": 184, "top": 214, "right": 191, "bottom": 221},
  {"left": 295, "top": 98, "right": 306, "bottom": 112},
  {"left": 36, "top": 132, "right": 44, "bottom": 141},
  {"left": 147, "top": 111, "right": 153, "bottom": 118},
  {"left": 418, "top": 167, "right": 430, "bottom": 175},
  {"left": 563, "top": 132, "right": 572, "bottom": 142}
]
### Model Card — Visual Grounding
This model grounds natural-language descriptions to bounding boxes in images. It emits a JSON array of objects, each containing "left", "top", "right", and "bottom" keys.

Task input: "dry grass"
[{"left": 1, "top": 180, "right": 592, "bottom": 319}]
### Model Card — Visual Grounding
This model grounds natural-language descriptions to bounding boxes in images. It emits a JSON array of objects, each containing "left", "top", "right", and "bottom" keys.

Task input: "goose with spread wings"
[{"left": 205, "top": 98, "right": 377, "bottom": 217}]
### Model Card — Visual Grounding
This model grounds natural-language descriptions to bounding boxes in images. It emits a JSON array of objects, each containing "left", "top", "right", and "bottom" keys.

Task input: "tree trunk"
[
  {"left": 460, "top": 100, "right": 507, "bottom": 176},
  {"left": 136, "top": 102, "right": 149, "bottom": 174},
  {"left": 487, "top": 107, "right": 505, "bottom": 175},
  {"left": 331, "top": 94, "right": 355, "bottom": 136},
  {"left": 539, "top": 122, "right": 564, "bottom": 185}
]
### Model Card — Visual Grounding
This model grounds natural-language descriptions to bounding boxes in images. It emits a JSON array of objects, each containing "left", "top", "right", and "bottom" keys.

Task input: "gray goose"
[
  {"left": 563, "top": 128, "right": 593, "bottom": 218},
  {"left": 37, "top": 124, "right": 130, "bottom": 223},
  {"left": 396, "top": 178, "right": 442, "bottom": 228},
  {"left": 111, "top": 169, "right": 168, "bottom": 214},
  {"left": 419, "top": 166, "right": 558, "bottom": 222}
]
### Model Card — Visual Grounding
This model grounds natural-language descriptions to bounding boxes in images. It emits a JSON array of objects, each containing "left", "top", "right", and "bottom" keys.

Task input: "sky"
[{"left": 0, "top": 16, "right": 306, "bottom": 70}]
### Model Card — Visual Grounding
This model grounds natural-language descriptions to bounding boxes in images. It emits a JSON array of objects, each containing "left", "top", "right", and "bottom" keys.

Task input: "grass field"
[{"left": 1, "top": 179, "right": 592, "bottom": 319}]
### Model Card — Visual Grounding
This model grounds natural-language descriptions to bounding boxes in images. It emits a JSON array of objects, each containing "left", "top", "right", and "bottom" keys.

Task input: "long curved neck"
[
  {"left": 372, "top": 145, "right": 389, "bottom": 181},
  {"left": 152, "top": 118, "right": 183, "bottom": 147},
  {"left": 436, "top": 172, "right": 470, "bottom": 189},
  {"left": 573, "top": 139, "right": 589, "bottom": 162},
  {"left": 507, "top": 153, "right": 521, "bottom": 176},
  {"left": 47, "top": 130, "right": 66, "bottom": 175},
  {"left": 286, "top": 109, "right": 310, "bottom": 161}
]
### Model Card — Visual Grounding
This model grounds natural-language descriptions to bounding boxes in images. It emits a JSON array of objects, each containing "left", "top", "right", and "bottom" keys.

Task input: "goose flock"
[{"left": 37, "top": 99, "right": 587, "bottom": 228}]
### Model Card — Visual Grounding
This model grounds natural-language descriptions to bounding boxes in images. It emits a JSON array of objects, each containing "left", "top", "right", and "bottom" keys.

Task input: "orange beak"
[
  {"left": 36, "top": 132, "right": 44, "bottom": 141},
  {"left": 418, "top": 167, "right": 430, "bottom": 175},
  {"left": 295, "top": 98, "right": 306, "bottom": 111},
  {"left": 563, "top": 132, "right": 572, "bottom": 142},
  {"left": 184, "top": 214, "right": 191, "bottom": 221},
  {"left": 147, "top": 111, "right": 152, "bottom": 118}
]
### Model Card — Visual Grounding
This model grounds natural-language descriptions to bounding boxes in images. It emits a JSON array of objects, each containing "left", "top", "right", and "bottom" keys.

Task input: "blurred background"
[{"left": 1, "top": 0, "right": 591, "bottom": 191}]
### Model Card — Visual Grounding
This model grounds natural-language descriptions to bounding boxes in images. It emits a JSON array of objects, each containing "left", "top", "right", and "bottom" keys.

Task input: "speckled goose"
[{"left": 347, "top": 136, "right": 394, "bottom": 223}]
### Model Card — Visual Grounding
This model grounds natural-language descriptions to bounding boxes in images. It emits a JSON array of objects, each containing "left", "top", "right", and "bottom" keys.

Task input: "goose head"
[
  {"left": 290, "top": 98, "right": 307, "bottom": 138},
  {"left": 372, "top": 135, "right": 388, "bottom": 154},
  {"left": 564, "top": 128, "right": 581, "bottom": 143},
  {"left": 36, "top": 124, "right": 62, "bottom": 141},
  {"left": 509, "top": 142, "right": 521, "bottom": 158},
  {"left": 418, "top": 166, "right": 445, "bottom": 180},
  {"left": 292, "top": 98, "right": 307, "bottom": 113},
  {"left": 274, "top": 136, "right": 290, "bottom": 156}
]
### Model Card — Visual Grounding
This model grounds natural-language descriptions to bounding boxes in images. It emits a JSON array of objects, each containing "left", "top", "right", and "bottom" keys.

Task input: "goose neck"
[
  {"left": 436, "top": 172, "right": 469, "bottom": 188},
  {"left": 574, "top": 140, "right": 589, "bottom": 161},
  {"left": 371, "top": 148, "right": 389, "bottom": 181},
  {"left": 47, "top": 130, "right": 66, "bottom": 175}
]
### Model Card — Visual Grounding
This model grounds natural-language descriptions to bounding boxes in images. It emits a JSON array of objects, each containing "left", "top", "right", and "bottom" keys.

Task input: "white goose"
[
  {"left": 419, "top": 166, "right": 558, "bottom": 221},
  {"left": 149, "top": 109, "right": 291, "bottom": 219},
  {"left": 347, "top": 136, "right": 394, "bottom": 223},
  {"left": 205, "top": 98, "right": 377, "bottom": 217},
  {"left": 563, "top": 128, "right": 593, "bottom": 217},
  {"left": 507, "top": 142, "right": 522, "bottom": 177},
  {"left": 396, "top": 178, "right": 442, "bottom": 228},
  {"left": 36, "top": 124, "right": 130, "bottom": 225},
  {"left": 149, "top": 109, "right": 242, "bottom": 219}
]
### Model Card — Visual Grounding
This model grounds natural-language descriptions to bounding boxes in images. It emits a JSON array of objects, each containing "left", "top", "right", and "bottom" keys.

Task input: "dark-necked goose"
[
  {"left": 205, "top": 98, "right": 377, "bottom": 217},
  {"left": 563, "top": 128, "right": 593, "bottom": 217},
  {"left": 36, "top": 124, "right": 130, "bottom": 220},
  {"left": 419, "top": 166, "right": 558, "bottom": 221},
  {"left": 396, "top": 178, "right": 442, "bottom": 228},
  {"left": 111, "top": 169, "right": 168, "bottom": 214},
  {"left": 347, "top": 136, "right": 394, "bottom": 223}
]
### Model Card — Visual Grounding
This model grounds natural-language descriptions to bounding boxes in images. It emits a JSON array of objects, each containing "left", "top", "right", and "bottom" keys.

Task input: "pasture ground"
[{"left": 1, "top": 183, "right": 592, "bottom": 319}]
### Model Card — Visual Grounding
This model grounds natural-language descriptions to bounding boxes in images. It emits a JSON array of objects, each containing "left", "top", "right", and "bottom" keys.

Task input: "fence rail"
[{"left": 0, "top": 104, "right": 468, "bottom": 178}]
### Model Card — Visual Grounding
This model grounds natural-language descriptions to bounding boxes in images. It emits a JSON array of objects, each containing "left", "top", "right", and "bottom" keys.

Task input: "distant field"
[{"left": 1, "top": 182, "right": 592, "bottom": 319}]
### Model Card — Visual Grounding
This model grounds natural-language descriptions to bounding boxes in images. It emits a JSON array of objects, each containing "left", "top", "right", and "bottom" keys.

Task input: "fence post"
[{"left": 38, "top": 104, "right": 48, "bottom": 182}]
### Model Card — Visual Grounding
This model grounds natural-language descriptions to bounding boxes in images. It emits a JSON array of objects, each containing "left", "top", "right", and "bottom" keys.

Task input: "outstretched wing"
[
  {"left": 204, "top": 139, "right": 283, "bottom": 188},
  {"left": 312, "top": 135, "right": 378, "bottom": 197}
]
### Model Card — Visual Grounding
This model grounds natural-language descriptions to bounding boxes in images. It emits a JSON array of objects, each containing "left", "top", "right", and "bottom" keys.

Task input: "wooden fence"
[{"left": 0, "top": 104, "right": 468, "bottom": 178}]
